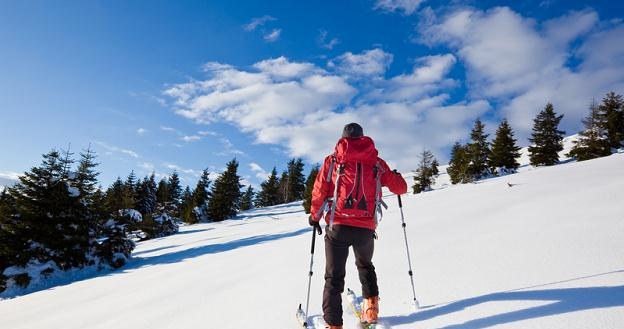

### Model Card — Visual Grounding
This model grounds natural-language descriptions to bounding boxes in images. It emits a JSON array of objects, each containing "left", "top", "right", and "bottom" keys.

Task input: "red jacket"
[{"left": 310, "top": 136, "right": 407, "bottom": 230}]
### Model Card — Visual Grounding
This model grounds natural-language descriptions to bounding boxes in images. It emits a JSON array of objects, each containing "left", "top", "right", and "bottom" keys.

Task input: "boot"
[
  {"left": 362, "top": 296, "right": 379, "bottom": 324},
  {"left": 325, "top": 326, "right": 342, "bottom": 329}
]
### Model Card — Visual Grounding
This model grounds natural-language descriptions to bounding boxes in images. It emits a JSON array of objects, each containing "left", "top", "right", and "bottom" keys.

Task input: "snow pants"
[{"left": 323, "top": 224, "right": 378, "bottom": 326}]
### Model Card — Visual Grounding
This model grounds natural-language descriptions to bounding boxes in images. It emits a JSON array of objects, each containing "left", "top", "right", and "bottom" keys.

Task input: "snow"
[
  {"left": 67, "top": 185, "right": 80, "bottom": 197},
  {"left": 120, "top": 209, "right": 143, "bottom": 222},
  {"left": 1, "top": 153, "right": 623, "bottom": 329}
]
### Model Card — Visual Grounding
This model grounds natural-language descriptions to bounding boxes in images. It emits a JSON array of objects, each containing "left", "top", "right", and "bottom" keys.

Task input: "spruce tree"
[
  {"left": 489, "top": 119, "right": 521, "bottom": 174},
  {"left": 302, "top": 165, "right": 320, "bottom": 214},
  {"left": 123, "top": 171, "right": 137, "bottom": 210},
  {"left": 277, "top": 170, "right": 289, "bottom": 204},
  {"left": 105, "top": 177, "right": 132, "bottom": 212},
  {"left": 467, "top": 119, "right": 491, "bottom": 180},
  {"left": 192, "top": 169, "right": 212, "bottom": 222},
  {"left": 73, "top": 146, "right": 100, "bottom": 205},
  {"left": 286, "top": 158, "right": 306, "bottom": 202},
  {"left": 447, "top": 142, "right": 471, "bottom": 184},
  {"left": 156, "top": 178, "right": 170, "bottom": 207},
  {"left": 597, "top": 91, "right": 624, "bottom": 149},
  {"left": 528, "top": 103, "right": 565, "bottom": 166},
  {"left": 207, "top": 159, "right": 243, "bottom": 221},
  {"left": 240, "top": 185, "right": 255, "bottom": 211},
  {"left": 568, "top": 100, "right": 611, "bottom": 161},
  {"left": 135, "top": 173, "right": 157, "bottom": 216},
  {"left": 179, "top": 186, "right": 195, "bottom": 224},
  {"left": 167, "top": 171, "right": 182, "bottom": 214},
  {"left": 412, "top": 150, "right": 438, "bottom": 194},
  {"left": 256, "top": 167, "right": 281, "bottom": 207}
]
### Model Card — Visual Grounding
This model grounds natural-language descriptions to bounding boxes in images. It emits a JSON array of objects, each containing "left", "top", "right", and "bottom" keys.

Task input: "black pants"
[{"left": 323, "top": 225, "right": 378, "bottom": 326}]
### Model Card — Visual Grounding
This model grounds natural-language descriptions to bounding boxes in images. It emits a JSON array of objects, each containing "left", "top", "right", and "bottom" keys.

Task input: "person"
[{"left": 309, "top": 123, "right": 407, "bottom": 329}]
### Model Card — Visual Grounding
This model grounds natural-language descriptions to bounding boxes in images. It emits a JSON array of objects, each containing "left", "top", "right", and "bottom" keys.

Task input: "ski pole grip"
[
  {"left": 310, "top": 228, "right": 316, "bottom": 254},
  {"left": 397, "top": 194, "right": 403, "bottom": 208}
]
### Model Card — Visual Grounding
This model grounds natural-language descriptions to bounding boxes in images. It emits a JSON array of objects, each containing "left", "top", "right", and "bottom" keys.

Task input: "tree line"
[
  {"left": 412, "top": 91, "right": 624, "bottom": 192},
  {"left": 0, "top": 151, "right": 319, "bottom": 292}
]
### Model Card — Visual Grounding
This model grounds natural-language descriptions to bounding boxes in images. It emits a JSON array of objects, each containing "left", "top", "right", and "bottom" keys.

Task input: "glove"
[{"left": 308, "top": 215, "right": 322, "bottom": 235}]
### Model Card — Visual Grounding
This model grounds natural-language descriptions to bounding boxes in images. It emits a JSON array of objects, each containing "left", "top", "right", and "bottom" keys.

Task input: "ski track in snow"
[{"left": 1, "top": 152, "right": 624, "bottom": 329}]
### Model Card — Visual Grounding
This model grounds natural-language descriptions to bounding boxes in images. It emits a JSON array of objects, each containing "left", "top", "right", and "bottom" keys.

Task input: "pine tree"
[
  {"left": 256, "top": 167, "right": 281, "bottom": 207},
  {"left": 105, "top": 177, "right": 132, "bottom": 212},
  {"left": 489, "top": 119, "right": 522, "bottom": 174},
  {"left": 302, "top": 165, "right": 320, "bottom": 214},
  {"left": 568, "top": 100, "right": 611, "bottom": 161},
  {"left": 156, "top": 178, "right": 169, "bottom": 207},
  {"left": 192, "top": 169, "right": 212, "bottom": 222},
  {"left": 412, "top": 150, "right": 438, "bottom": 194},
  {"left": 179, "top": 186, "right": 195, "bottom": 224},
  {"left": 467, "top": 119, "right": 491, "bottom": 180},
  {"left": 73, "top": 146, "right": 100, "bottom": 205},
  {"left": 528, "top": 103, "right": 565, "bottom": 166},
  {"left": 207, "top": 159, "right": 243, "bottom": 221},
  {"left": 286, "top": 158, "right": 306, "bottom": 202},
  {"left": 240, "top": 185, "right": 255, "bottom": 211},
  {"left": 123, "top": 171, "right": 137, "bottom": 210},
  {"left": 277, "top": 170, "right": 289, "bottom": 204},
  {"left": 597, "top": 91, "right": 624, "bottom": 149},
  {"left": 447, "top": 142, "right": 471, "bottom": 184},
  {"left": 168, "top": 171, "right": 182, "bottom": 214},
  {"left": 135, "top": 173, "right": 157, "bottom": 216}
]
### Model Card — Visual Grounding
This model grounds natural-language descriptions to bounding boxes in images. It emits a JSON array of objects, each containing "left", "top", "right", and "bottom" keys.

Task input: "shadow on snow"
[{"left": 386, "top": 270, "right": 624, "bottom": 329}]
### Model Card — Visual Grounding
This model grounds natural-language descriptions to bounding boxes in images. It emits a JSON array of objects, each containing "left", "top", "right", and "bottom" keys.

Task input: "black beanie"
[{"left": 342, "top": 123, "right": 364, "bottom": 138}]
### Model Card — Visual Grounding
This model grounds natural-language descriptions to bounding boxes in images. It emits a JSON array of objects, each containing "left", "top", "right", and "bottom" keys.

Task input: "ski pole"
[
  {"left": 296, "top": 227, "right": 318, "bottom": 327},
  {"left": 397, "top": 194, "right": 420, "bottom": 309}
]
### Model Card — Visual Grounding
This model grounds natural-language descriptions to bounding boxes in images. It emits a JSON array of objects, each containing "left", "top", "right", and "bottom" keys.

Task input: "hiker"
[{"left": 309, "top": 123, "right": 408, "bottom": 328}]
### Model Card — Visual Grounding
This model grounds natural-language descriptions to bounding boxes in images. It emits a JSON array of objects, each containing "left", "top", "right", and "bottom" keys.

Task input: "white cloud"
[
  {"left": 374, "top": 0, "right": 426, "bottom": 15},
  {"left": 249, "top": 162, "right": 270, "bottom": 180},
  {"left": 165, "top": 52, "right": 489, "bottom": 169},
  {"left": 138, "top": 162, "right": 155, "bottom": 172},
  {"left": 160, "top": 126, "right": 180, "bottom": 133},
  {"left": 165, "top": 163, "right": 202, "bottom": 177},
  {"left": 198, "top": 130, "right": 219, "bottom": 136},
  {"left": 181, "top": 135, "right": 201, "bottom": 142},
  {"left": 328, "top": 48, "right": 394, "bottom": 78},
  {"left": 216, "top": 137, "right": 246, "bottom": 156},
  {"left": 243, "top": 15, "right": 276, "bottom": 31},
  {"left": 418, "top": 6, "right": 624, "bottom": 140},
  {"left": 95, "top": 141, "right": 140, "bottom": 158},
  {"left": 318, "top": 30, "right": 340, "bottom": 50},
  {"left": 0, "top": 171, "right": 20, "bottom": 187},
  {"left": 263, "top": 28, "right": 282, "bottom": 42},
  {"left": 136, "top": 128, "right": 148, "bottom": 135}
]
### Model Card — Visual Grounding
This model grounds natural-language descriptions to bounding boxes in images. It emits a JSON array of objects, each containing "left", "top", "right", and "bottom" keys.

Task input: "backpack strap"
[
  {"left": 328, "top": 161, "right": 344, "bottom": 230},
  {"left": 373, "top": 162, "right": 388, "bottom": 226}
]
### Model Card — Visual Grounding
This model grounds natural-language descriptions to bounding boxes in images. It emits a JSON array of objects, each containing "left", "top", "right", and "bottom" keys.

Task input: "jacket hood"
[{"left": 334, "top": 136, "right": 378, "bottom": 164}]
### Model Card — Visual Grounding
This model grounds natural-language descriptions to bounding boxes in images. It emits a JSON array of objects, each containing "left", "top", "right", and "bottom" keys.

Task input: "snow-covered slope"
[{"left": 1, "top": 153, "right": 623, "bottom": 329}]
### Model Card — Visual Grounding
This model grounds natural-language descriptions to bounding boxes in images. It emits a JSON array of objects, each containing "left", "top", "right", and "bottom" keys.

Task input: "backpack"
[{"left": 320, "top": 137, "right": 388, "bottom": 228}]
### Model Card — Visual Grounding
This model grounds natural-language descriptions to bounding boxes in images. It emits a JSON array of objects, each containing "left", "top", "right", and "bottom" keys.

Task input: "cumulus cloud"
[
  {"left": 263, "top": 28, "right": 282, "bottom": 42},
  {"left": 164, "top": 51, "right": 489, "bottom": 169},
  {"left": 418, "top": 6, "right": 624, "bottom": 139},
  {"left": 328, "top": 48, "right": 394, "bottom": 78},
  {"left": 136, "top": 128, "right": 148, "bottom": 135},
  {"left": 374, "top": 0, "right": 426, "bottom": 15}
]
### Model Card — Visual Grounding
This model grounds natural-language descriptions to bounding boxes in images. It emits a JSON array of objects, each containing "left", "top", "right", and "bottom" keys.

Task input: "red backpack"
[{"left": 322, "top": 137, "right": 388, "bottom": 227}]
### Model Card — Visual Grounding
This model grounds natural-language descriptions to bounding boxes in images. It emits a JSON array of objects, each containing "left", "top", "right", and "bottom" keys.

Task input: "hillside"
[{"left": 1, "top": 153, "right": 623, "bottom": 328}]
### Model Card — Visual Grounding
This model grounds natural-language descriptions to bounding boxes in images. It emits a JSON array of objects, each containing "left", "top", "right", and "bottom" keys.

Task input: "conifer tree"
[
  {"left": 73, "top": 146, "right": 100, "bottom": 205},
  {"left": 447, "top": 142, "right": 471, "bottom": 184},
  {"left": 156, "top": 178, "right": 169, "bottom": 207},
  {"left": 135, "top": 173, "right": 157, "bottom": 216},
  {"left": 240, "top": 185, "right": 255, "bottom": 211},
  {"left": 192, "top": 169, "right": 212, "bottom": 222},
  {"left": 412, "top": 150, "right": 438, "bottom": 194},
  {"left": 123, "top": 171, "right": 137, "bottom": 209},
  {"left": 568, "top": 100, "right": 611, "bottom": 161},
  {"left": 597, "top": 91, "right": 624, "bottom": 149},
  {"left": 105, "top": 177, "right": 132, "bottom": 212},
  {"left": 467, "top": 119, "right": 491, "bottom": 180},
  {"left": 528, "top": 103, "right": 565, "bottom": 166},
  {"left": 302, "top": 165, "right": 320, "bottom": 214},
  {"left": 489, "top": 119, "right": 521, "bottom": 174},
  {"left": 277, "top": 170, "right": 289, "bottom": 204},
  {"left": 179, "top": 186, "right": 195, "bottom": 224},
  {"left": 286, "top": 158, "right": 306, "bottom": 202},
  {"left": 167, "top": 171, "right": 182, "bottom": 213},
  {"left": 256, "top": 167, "right": 281, "bottom": 207},
  {"left": 206, "top": 159, "right": 242, "bottom": 221}
]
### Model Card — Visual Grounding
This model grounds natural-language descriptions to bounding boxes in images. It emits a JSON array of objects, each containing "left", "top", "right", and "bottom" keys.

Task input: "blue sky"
[{"left": 1, "top": 0, "right": 623, "bottom": 189}]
